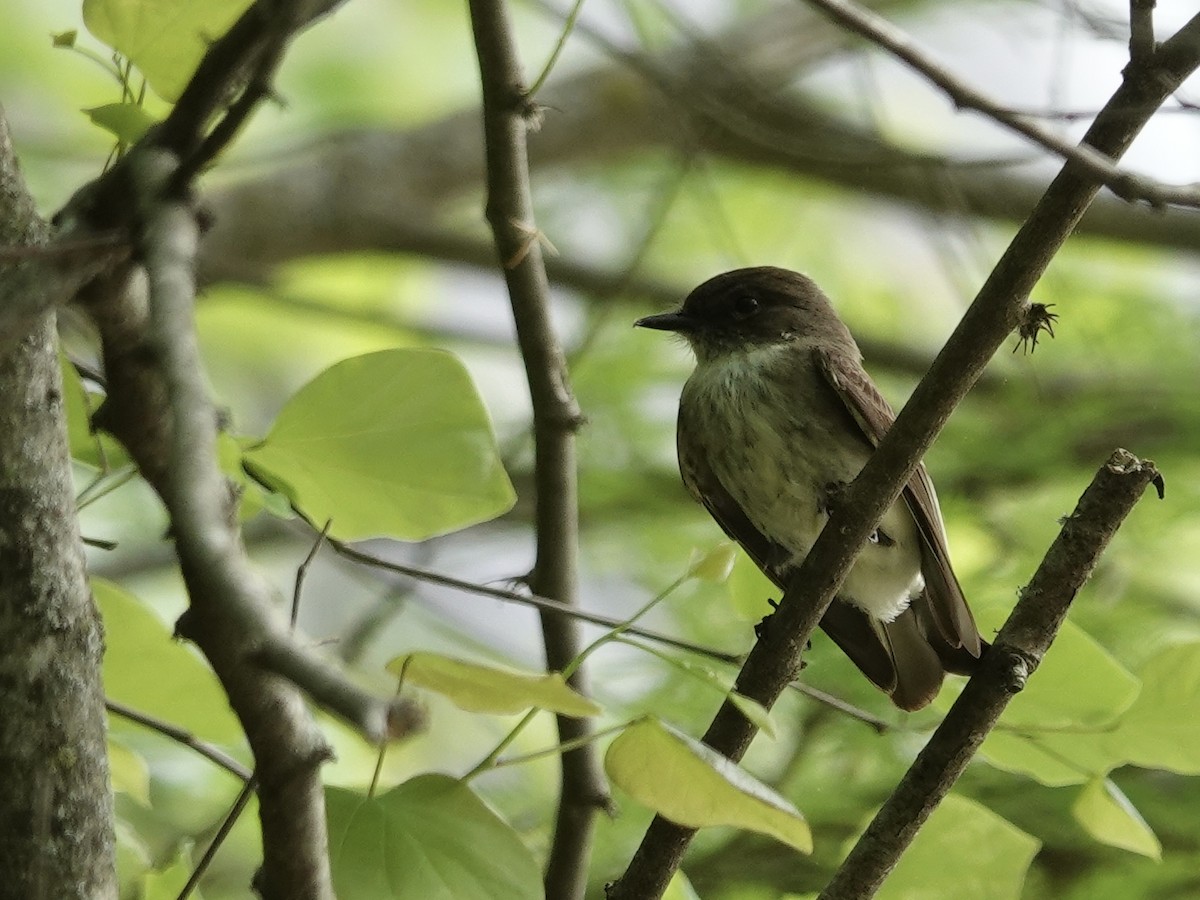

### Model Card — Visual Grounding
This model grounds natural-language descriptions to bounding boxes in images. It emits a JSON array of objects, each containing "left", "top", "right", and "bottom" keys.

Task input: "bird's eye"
[{"left": 732, "top": 296, "right": 759, "bottom": 319}]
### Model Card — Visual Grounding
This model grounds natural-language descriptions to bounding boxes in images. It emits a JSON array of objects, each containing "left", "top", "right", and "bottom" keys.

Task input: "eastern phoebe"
[{"left": 636, "top": 266, "right": 984, "bottom": 710}]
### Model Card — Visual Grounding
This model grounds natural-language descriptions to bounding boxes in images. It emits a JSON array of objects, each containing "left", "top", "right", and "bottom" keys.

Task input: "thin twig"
[
  {"left": 796, "top": 0, "right": 1198, "bottom": 208},
  {"left": 105, "top": 699, "right": 252, "bottom": 781},
  {"left": 292, "top": 519, "right": 331, "bottom": 628},
  {"left": 177, "top": 779, "right": 258, "bottom": 900},
  {"left": 328, "top": 534, "right": 889, "bottom": 727},
  {"left": 527, "top": 0, "right": 587, "bottom": 98},
  {"left": 324, "top": 535, "right": 741, "bottom": 662},
  {"left": 818, "top": 450, "right": 1161, "bottom": 900}
]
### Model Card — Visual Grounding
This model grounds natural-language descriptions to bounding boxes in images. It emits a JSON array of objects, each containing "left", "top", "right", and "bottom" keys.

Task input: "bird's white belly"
[{"left": 686, "top": 352, "right": 923, "bottom": 621}]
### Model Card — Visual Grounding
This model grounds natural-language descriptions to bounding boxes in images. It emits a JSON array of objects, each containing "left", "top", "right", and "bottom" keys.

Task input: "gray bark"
[{"left": 0, "top": 113, "right": 116, "bottom": 900}]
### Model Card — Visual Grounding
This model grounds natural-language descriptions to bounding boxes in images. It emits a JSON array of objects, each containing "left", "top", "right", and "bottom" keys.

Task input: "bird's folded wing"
[{"left": 813, "top": 347, "right": 981, "bottom": 657}]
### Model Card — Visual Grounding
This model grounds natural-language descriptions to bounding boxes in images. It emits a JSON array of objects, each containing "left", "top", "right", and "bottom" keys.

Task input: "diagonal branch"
[
  {"left": 468, "top": 2, "right": 609, "bottom": 897},
  {"left": 106, "top": 699, "right": 252, "bottom": 782},
  {"left": 819, "top": 449, "right": 1162, "bottom": 900},
  {"left": 607, "top": 15, "right": 1200, "bottom": 900}
]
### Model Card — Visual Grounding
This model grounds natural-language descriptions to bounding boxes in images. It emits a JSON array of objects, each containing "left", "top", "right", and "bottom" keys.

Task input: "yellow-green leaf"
[
  {"left": 727, "top": 548, "right": 776, "bottom": 621},
  {"left": 83, "top": 102, "right": 157, "bottom": 144},
  {"left": 687, "top": 541, "right": 737, "bottom": 583},
  {"left": 327, "top": 776, "right": 543, "bottom": 900},
  {"left": 664, "top": 871, "right": 702, "bottom": 900},
  {"left": 873, "top": 795, "right": 1039, "bottom": 900},
  {"left": 141, "top": 844, "right": 199, "bottom": 900},
  {"left": 1106, "top": 642, "right": 1200, "bottom": 774},
  {"left": 83, "top": 0, "right": 253, "bottom": 101},
  {"left": 998, "top": 619, "right": 1140, "bottom": 730},
  {"left": 97, "top": 579, "right": 243, "bottom": 745},
  {"left": 244, "top": 349, "right": 515, "bottom": 541},
  {"left": 605, "top": 717, "right": 811, "bottom": 853},
  {"left": 108, "top": 738, "right": 151, "bottom": 806},
  {"left": 1072, "top": 777, "right": 1162, "bottom": 860},
  {"left": 386, "top": 652, "right": 601, "bottom": 717}
]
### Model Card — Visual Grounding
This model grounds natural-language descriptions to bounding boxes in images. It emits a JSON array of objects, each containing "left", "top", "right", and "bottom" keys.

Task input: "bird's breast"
[{"left": 680, "top": 348, "right": 923, "bottom": 621}]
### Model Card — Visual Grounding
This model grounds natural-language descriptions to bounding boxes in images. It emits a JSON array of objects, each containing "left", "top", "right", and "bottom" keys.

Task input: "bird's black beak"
[{"left": 635, "top": 310, "right": 694, "bottom": 333}]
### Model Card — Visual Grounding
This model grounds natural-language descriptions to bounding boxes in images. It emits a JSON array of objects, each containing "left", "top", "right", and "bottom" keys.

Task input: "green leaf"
[
  {"left": 141, "top": 844, "right": 200, "bottom": 900},
  {"left": 977, "top": 730, "right": 1096, "bottom": 787},
  {"left": 664, "top": 871, "right": 702, "bottom": 900},
  {"left": 999, "top": 620, "right": 1140, "bottom": 730},
  {"left": 52, "top": 30, "right": 78, "bottom": 48},
  {"left": 386, "top": 652, "right": 601, "bottom": 717},
  {"left": 326, "top": 775, "right": 543, "bottom": 900},
  {"left": 975, "top": 621, "right": 1141, "bottom": 786},
  {"left": 605, "top": 717, "right": 811, "bottom": 853},
  {"left": 108, "top": 738, "right": 151, "bottom": 806},
  {"left": 979, "top": 641, "right": 1200, "bottom": 786},
  {"left": 115, "top": 819, "right": 151, "bottom": 889},
  {"left": 243, "top": 349, "right": 516, "bottom": 541},
  {"left": 727, "top": 547, "right": 776, "bottom": 621},
  {"left": 873, "top": 795, "right": 1039, "bottom": 900},
  {"left": 1105, "top": 642, "right": 1200, "bottom": 774},
  {"left": 83, "top": 102, "right": 157, "bottom": 144},
  {"left": 96, "top": 579, "right": 244, "bottom": 746},
  {"left": 1072, "top": 777, "right": 1162, "bottom": 860},
  {"left": 83, "top": 0, "right": 253, "bottom": 101},
  {"left": 61, "top": 354, "right": 128, "bottom": 470},
  {"left": 686, "top": 541, "right": 737, "bottom": 583}
]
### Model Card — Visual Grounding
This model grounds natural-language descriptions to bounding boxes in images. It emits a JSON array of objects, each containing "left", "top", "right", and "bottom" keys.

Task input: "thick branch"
[
  {"left": 468, "top": 1, "right": 607, "bottom": 897},
  {"left": 607, "top": 17, "right": 1200, "bottom": 900},
  {"left": 819, "top": 450, "right": 1162, "bottom": 900}
]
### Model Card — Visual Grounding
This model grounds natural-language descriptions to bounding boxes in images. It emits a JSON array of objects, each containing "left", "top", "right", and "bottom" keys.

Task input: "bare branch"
[
  {"left": 326, "top": 536, "right": 740, "bottom": 662},
  {"left": 61, "top": 0, "right": 350, "bottom": 234},
  {"left": 796, "top": 0, "right": 1199, "bottom": 208},
  {"left": 158, "top": 0, "right": 347, "bottom": 180},
  {"left": 818, "top": 450, "right": 1162, "bottom": 900},
  {"left": 1129, "top": 0, "right": 1157, "bottom": 66},
  {"left": 607, "top": 15, "right": 1200, "bottom": 900},
  {"left": 181, "top": 780, "right": 257, "bottom": 900},
  {"left": 105, "top": 699, "right": 252, "bottom": 782},
  {"left": 468, "top": 1, "right": 608, "bottom": 895}
]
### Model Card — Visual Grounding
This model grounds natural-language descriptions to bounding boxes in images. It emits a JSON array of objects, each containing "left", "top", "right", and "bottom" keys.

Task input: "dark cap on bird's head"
[{"left": 635, "top": 266, "right": 859, "bottom": 361}]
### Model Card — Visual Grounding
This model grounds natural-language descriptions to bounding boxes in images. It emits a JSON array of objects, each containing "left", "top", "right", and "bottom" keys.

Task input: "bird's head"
[{"left": 635, "top": 266, "right": 857, "bottom": 363}]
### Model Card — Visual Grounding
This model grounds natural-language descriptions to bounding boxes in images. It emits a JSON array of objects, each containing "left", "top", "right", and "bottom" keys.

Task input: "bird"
[{"left": 636, "top": 266, "right": 984, "bottom": 710}]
